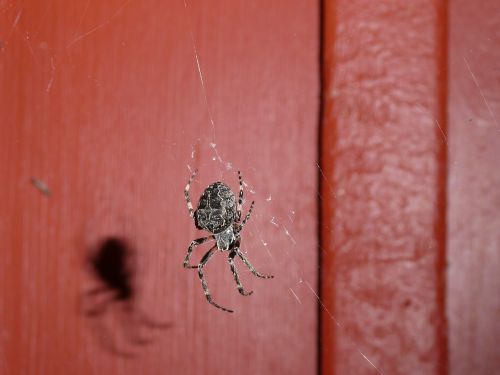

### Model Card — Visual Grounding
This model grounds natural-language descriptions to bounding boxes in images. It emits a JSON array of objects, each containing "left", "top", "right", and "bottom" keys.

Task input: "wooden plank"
[
  {"left": 0, "top": 1, "right": 319, "bottom": 373},
  {"left": 320, "top": 1, "right": 448, "bottom": 374},
  {"left": 448, "top": 1, "right": 500, "bottom": 374}
]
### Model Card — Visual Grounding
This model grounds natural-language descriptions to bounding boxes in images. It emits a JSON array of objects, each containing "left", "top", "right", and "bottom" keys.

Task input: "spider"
[{"left": 183, "top": 169, "right": 273, "bottom": 313}]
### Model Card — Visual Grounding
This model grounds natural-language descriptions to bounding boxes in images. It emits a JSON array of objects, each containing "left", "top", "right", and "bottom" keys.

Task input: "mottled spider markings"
[{"left": 183, "top": 170, "right": 273, "bottom": 313}]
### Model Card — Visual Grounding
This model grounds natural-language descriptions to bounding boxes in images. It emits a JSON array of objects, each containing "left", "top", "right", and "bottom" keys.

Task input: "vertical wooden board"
[
  {"left": 448, "top": 1, "right": 500, "bottom": 374},
  {"left": 0, "top": 1, "right": 319, "bottom": 374},
  {"left": 320, "top": 1, "right": 447, "bottom": 374}
]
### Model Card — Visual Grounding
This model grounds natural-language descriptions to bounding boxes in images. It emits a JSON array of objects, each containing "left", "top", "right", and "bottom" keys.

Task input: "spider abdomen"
[{"left": 195, "top": 182, "right": 237, "bottom": 234}]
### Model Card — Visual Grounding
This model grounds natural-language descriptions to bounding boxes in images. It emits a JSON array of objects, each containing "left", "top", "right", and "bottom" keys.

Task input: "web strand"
[{"left": 183, "top": 0, "right": 217, "bottom": 144}]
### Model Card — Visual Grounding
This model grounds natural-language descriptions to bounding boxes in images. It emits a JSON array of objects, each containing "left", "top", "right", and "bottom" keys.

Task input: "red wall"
[
  {"left": 0, "top": 1, "right": 319, "bottom": 374},
  {"left": 321, "top": 1, "right": 448, "bottom": 374},
  {"left": 448, "top": 1, "right": 500, "bottom": 374},
  {"left": 321, "top": 1, "right": 500, "bottom": 374}
]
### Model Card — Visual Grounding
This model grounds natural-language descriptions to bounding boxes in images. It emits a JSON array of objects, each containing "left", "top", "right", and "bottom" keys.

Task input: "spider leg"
[
  {"left": 237, "top": 249, "right": 274, "bottom": 279},
  {"left": 183, "top": 235, "right": 214, "bottom": 268},
  {"left": 228, "top": 250, "right": 253, "bottom": 296},
  {"left": 237, "top": 170, "right": 244, "bottom": 221},
  {"left": 184, "top": 169, "right": 198, "bottom": 218},
  {"left": 198, "top": 245, "right": 234, "bottom": 313},
  {"left": 237, "top": 200, "right": 255, "bottom": 232}
]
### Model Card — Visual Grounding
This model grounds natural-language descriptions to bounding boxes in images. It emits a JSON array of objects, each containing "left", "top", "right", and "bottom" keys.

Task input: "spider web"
[{"left": 181, "top": 1, "right": 385, "bottom": 374}]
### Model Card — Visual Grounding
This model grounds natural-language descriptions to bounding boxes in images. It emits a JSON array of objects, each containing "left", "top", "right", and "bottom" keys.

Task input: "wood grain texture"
[
  {"left": 0, "top": 1, "right": 319, "bottom": 374},
  {"left": 448, "top": 1, "right": 500, "bottom": 374},
  {"left": 320, "top": 1, "right": 448, "bottom": 374}
]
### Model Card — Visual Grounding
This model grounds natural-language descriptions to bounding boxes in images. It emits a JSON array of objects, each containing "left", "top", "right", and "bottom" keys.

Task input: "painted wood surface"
[
  {"left": 448, "top": 1, "right": 500, "bottom": 374},
  {"left": 320, "top": 1, "right": 448, "bottom": 374},
  {"left": 0, "top": 1, "right": 319, "bottom": 374}
]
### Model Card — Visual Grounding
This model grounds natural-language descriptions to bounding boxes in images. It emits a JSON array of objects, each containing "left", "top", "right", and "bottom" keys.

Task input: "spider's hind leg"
[
  {"left": 228, "top": 250, "right": 253, "bottom": 296},
  {"left": 237, "top": 170, "right": 244, "bottom": 221},
  {"left": 184, "top": 169, "right": 198, "bottom": 218},
  {"left": 237, "top": 200, "right": 255, "bottom": 233}
]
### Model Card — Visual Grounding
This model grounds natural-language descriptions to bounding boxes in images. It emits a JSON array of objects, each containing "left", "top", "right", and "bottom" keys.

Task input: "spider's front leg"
[
  {"left": 183, "top": 236, "right": 214, "bottom": 268},
  {"left": 198, "top": 245, "right": 234, "bottom": 313},
  {"left": 228, "top": 250, "right": 253, "bottom": 296},
  {"left": 237, "top": 248, "right": 274, "bottom": 279}
]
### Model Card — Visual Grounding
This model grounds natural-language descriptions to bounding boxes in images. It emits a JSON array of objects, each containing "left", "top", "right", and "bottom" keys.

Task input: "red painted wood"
[
  {"left": 0, "top": 1, "right": 319, "bottom": 374},
  {"left": 448, "top": 1, "right": 500, "bottom": 374},
  {"left": 320, "top": 1, "right": 448, "bottom": 374}
]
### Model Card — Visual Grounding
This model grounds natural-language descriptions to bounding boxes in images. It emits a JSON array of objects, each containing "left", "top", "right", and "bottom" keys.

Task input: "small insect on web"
[{"left": 183, "top": 169, "right": 274, "bottom": 313}]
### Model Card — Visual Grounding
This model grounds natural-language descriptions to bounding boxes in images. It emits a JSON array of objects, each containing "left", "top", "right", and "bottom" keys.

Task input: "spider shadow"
[{"left": 82, "top": 236, "right": 171, "bottom": 358}]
